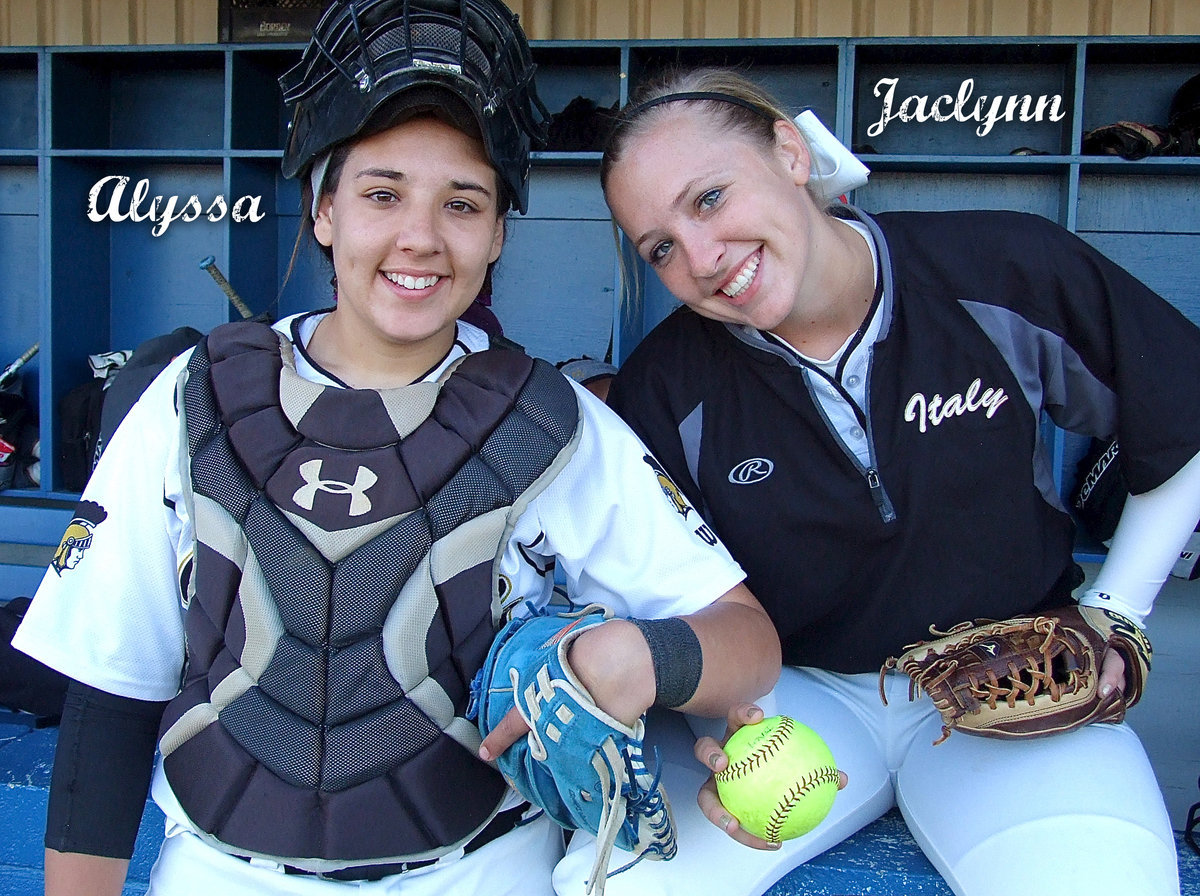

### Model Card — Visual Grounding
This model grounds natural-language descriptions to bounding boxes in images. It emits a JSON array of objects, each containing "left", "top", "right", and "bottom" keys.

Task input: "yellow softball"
[{"left": 714, "top": 715, "right": 839, "bottom": 843}]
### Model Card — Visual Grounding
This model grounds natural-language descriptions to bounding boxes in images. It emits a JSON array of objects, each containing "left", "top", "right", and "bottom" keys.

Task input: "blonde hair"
[
  {"left": 602, "top": 67, "right": 826, "bottom": 325},
  {"left": 602, "top": 67, "right": 821, "bottom": 204}
]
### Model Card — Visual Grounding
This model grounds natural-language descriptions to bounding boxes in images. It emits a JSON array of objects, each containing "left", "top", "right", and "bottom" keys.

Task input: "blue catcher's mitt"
[{"left": 469, "top": 604, "right": 676, "bottom": 895}]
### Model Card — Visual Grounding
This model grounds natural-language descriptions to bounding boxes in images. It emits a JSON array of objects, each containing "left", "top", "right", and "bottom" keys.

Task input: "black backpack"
[
  {"left": 95, "top": 326, "right": 203, "bottom": 460},
  {"left": 56, "top": 326, "right": 206, "bottom": 492},
  {"left": 0, "top": 596, "right": 68, "bottom": 724},
  {"left": 57, "top": 378, "right": 106, "bottom": 492}
]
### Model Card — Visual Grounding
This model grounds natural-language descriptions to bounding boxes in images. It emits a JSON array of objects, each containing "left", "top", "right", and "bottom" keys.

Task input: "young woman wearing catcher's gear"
[
  {"left": 12, "top": 9, "right": 781, "bottom": 895},
  {"left": 574, "top": 67, "right": 1200, "bottom": 896}
]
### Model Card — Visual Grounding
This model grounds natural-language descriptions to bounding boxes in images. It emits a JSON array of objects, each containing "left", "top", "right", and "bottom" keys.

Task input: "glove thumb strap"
[{"left": 1077, "top": 604, "right": 1152, "bottom": 708}]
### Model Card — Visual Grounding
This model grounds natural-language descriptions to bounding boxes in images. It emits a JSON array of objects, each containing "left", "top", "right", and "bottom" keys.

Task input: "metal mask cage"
[{"left": 279, "top": 0, "right": 548, "bottom": 212}]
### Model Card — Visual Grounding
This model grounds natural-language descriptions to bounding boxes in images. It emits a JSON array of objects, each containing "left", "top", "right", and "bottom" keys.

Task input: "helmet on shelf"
[
  {"left": 1168, "top": 72, "right": 1200, "bottom": 155},
  {"left": 279, "top": 0, "right": 548, "bottom": 213},
  {"left": 1169, "top": 73, "right": 1200, "bottom": 130}
]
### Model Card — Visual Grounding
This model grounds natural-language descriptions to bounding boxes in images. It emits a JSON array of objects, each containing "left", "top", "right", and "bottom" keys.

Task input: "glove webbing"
[{"left": 882, "top": 616, "right": 1092, "bottom": 744}]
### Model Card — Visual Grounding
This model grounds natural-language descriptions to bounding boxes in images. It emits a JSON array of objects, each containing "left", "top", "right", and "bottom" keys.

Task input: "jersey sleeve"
[
  {"left": 1045, "top": 228, "right": 1200, "bottom": 494},
  {"left": 606, "top": 310, "right": 711, "bottom": 516},
  {"left": 882, "top": 210, "right": 1200, "bottom": 496},
  {"left": 12, "top": 355, "right": 193, "bottom": 701},
  {"left": 511, "top": 379, "right": 745, "bottom": 621}
]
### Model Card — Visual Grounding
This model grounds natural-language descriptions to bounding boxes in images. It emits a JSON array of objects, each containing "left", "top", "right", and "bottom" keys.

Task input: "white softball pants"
[
  {"left": 552, "top": 666, "right": 1179, "bottom": 896},
  {"left": 146, "top": 810, "right": 564, "bottom": 895}
]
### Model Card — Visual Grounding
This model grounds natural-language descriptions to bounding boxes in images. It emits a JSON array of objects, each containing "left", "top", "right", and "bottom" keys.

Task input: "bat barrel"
[{"left": 0, "top": 342, "right": 39, "bottom": 389}]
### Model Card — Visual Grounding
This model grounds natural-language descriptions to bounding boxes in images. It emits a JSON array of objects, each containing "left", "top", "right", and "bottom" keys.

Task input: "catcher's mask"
[{"left": 280, "top": 0, "right": 548, "bottom": 214}]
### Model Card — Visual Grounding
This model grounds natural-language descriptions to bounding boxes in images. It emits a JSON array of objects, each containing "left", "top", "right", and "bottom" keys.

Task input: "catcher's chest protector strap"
[{"left": 159, "top": 320, "right": 579, "bottom": 867}]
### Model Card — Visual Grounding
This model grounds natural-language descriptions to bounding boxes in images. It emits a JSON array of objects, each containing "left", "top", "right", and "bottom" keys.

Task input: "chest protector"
[{"left": 158, "top": 321, "right": 580, "bottom": 868}]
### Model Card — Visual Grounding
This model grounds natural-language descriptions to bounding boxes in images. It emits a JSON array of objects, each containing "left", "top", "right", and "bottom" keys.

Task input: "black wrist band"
[{"left": 630, "top": 616, "right": 703, "bottom": 709}]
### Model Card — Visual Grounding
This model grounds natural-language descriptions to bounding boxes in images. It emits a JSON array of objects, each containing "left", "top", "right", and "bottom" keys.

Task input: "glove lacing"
[
  {"left": 584, "top": 741, "right": 674, "bottom": 896},
  {"left": 508, "top": 663, "right": 673, "bottom": 896}
]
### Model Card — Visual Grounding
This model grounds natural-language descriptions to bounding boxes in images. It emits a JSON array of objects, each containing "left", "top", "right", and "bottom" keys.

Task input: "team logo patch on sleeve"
[
  {"left": 643, "top": 455, "right": 720, "bottom": 547},
  {"left": 52, "top": 500, "right": 107, "bottom": 575},
  {"left": 644, "top": 454, "right": 691, "bottom": 519}
]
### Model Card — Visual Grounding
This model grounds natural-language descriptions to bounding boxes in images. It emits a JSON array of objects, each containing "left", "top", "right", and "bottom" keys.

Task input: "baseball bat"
[
  {"left": 0, "top": 343, "right": 39, "bottom": 391},
  {"left": 199, "top": 255, "right": 254, "bottom": 320}
]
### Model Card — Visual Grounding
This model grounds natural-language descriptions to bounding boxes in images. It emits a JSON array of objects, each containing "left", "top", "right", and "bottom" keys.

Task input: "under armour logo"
[
  {"left": 293, "top": 459, "right": 378, "bottom": 517},
  {"left": 728, "top": 458, "right": 774, "bottom": 484}
]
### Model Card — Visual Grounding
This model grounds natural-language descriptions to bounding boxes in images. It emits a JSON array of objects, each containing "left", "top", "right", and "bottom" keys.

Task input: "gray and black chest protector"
[{"left": 158, "top": 321, "right": 580, "bottom": 869}]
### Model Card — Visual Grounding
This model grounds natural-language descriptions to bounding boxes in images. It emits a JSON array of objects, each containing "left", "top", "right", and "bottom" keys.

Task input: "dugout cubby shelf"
[
  {"left": 0, "top": 36, "right": 1197, "bottom": 585},
  {"left": 49, "top": 50, "right": 227, "bottom": 151},
  {"left": 627, "top": 41, "right": 844, "bottom": 134},
  {"left": 230, "top": 49, "right": 297, "bottom": 152},
  {"left": 0, "top": 54, "right": 37, "bottom": 152},
  {"left": 1081, "top": 39, "right": 1200, "bottom": 141}
]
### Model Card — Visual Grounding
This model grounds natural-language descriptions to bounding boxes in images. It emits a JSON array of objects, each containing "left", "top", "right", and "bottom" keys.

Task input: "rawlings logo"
[
  {"left": 292, "top": 459, "right": 379, "bottom": 517},
  {"left": 728, "top": 457, "right": 774, "bottom": 485}
]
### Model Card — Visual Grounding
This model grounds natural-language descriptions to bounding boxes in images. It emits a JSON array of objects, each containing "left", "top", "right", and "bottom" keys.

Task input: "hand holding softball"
[{"left": 696, "top": 705, "right": 847, "bottom": 849}]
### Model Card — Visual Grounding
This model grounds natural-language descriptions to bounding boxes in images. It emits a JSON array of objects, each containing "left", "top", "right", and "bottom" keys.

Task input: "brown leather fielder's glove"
[{"left": 880, "top": 604, "right": 1152, "bottom": 744}]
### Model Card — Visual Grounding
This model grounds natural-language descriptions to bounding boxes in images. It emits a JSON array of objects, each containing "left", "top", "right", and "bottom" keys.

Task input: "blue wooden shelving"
[{"left": 1, "top": 35, "right": 1198, "bottom": 588}]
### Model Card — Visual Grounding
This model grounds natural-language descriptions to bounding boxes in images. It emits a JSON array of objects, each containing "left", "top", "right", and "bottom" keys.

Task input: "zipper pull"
[{"left": 866, "top": 468, "right": 897, "bottom": 523}]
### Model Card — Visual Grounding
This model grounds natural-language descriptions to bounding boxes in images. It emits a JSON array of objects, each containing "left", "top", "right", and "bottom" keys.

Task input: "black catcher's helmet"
[
  {"left": 280, "top": 0, "right": 548, "bottom": 213},
  {"left": 1168, "top": 73, "right": 1200, "bottom": 156},
  {"left": 1170, "top": 73, "right": 1200, "bottom": 129}
]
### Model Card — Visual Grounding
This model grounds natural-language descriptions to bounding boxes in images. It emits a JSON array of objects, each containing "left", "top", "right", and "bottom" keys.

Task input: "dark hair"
[{"left": 289, "top": 94, "right": 509, "bottom": 280}]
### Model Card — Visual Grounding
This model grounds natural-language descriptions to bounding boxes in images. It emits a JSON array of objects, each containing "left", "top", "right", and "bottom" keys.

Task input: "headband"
[
  {"left": 619, "top": 90, "right": 775, "bottom": 123},
  {"left": 618, "top": 91, "right": 870, "bottom": 202}
]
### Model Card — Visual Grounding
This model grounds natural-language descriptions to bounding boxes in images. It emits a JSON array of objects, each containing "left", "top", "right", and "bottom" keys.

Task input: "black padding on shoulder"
[{"left": 46, "top": 680, "right": 168, "bottom": 858}]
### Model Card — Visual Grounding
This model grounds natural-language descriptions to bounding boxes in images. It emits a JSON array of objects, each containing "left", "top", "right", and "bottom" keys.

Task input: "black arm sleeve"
[{"left": 45, "top": 679, "right": 168, "bottom": 858}]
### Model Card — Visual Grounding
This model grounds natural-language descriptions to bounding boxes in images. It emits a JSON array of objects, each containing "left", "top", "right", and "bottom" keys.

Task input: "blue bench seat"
[{"left": 3, "top": 715, "right": 1197, "bottom": 896}]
